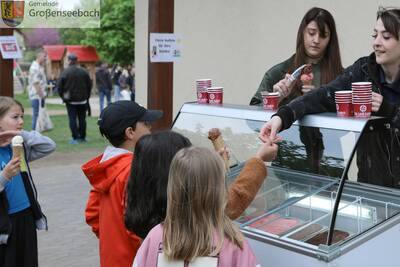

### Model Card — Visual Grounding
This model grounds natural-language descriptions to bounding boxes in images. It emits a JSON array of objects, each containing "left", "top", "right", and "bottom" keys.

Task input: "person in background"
[
  {"left": 260, "top": 7, "right": 400, "bottom": 187},
  {"left": 0, "top": 96, "right": 56, "bottom": 267},
  {"left": 57, "top": 53, "right": 92, "bottom": 144},
  {"left": 95, "top": 61, "right": 113, "bottom": 112},
  {"left": 125, "top": 130, "right": 277, "bottom": 239},
  {"left": 82, "top": 101, "right": 163, "bottom": 267},
  {"left": 46, "top": 72, "right": 58, "bottom": 96},
  {"left": 128, "top": 64, "right": 135, "bottom": 101},
  {"left": 133, "top": 147, "right": 260, "bottom": 267},
  {"left": 111, "top": 65, "right": 122, "bottom": 102},
  {"left": 250, "top": 7, "right": 343, "bottom": 106},
  {"left": 28, "top": 51, "right": 47, "bottom": 130},
  {"left": 251, "top": 7, "right": 344, "bottom": 173},
  {"left": 118, "top": 67, "right": 132, "bottom": 101}
]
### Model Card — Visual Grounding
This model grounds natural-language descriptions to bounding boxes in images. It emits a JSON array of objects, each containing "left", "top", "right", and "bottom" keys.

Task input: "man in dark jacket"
[{"left": 58, "top": 53, "right": 92, "bottom": 144}]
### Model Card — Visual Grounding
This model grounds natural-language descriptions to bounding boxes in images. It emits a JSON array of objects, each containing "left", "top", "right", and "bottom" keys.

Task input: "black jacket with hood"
[{"left": 275, "top": 53, "right": 400, "bottom": 187}]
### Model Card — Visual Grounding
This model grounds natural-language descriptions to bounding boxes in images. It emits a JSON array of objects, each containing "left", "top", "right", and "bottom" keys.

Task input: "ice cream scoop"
[
  {"left": 11, "top": 135, "right": 23, "bottom": 158},
  {"left": 300, "top": 65, "right": 314, "bottom": 86},
  {"left": 11, "top": 135, "right": 23, "bottom": 146}
]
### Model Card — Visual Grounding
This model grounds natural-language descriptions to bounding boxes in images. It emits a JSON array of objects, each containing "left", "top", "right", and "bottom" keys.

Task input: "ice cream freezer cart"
[{"left": 172, "top": 102, "right": 400, "bottom": 267}]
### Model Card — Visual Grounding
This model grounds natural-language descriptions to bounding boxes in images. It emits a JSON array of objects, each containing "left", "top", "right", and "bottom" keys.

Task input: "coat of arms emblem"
[{"left": 1, "top": 1, "right": 24, "bottom": 27}]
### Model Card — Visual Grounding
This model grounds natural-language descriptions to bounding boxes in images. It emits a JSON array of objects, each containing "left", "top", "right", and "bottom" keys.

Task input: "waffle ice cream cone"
[
  {"left": 12, "top": 145, "right": 23, "bottom": 158},
  {"left": 11, "top": 135, "right": 27, "bottom": 172},
  {"left": 208, "top": 128, "right": 230, "bottom": 171}
]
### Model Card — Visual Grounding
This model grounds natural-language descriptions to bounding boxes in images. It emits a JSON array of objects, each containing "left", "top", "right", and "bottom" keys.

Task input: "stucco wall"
[{"left": 135, "top": 0, "right": 399, "bottom": 116}]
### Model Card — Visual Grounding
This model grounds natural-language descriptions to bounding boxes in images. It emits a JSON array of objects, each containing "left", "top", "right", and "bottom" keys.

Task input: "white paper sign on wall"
[
  {"left": 149, "top": 33, "right": 181, "bottom": 63},
  {"left": 0, "top": 36, "right": 22, "bottom": 59}
]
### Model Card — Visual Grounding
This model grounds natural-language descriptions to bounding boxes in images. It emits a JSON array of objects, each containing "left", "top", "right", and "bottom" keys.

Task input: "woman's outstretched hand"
[{"left": 259, "top": 116, "right": 283, "bottom": 143}]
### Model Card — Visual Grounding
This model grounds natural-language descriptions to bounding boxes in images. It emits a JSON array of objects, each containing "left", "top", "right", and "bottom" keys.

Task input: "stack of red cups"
[
  {"left": 352, "top": 82, "right": 372, "bottom": 118},
  {"left": 335, "top": 90, "right": 353, "bottom": 117},
  {"left": 196, "top": 79, "right": 212, "bottom": 104}
]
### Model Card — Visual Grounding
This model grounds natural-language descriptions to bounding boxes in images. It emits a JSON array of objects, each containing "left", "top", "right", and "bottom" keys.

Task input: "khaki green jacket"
[{"left": 250, "top": 55, "right": 321, "bottom": 106}]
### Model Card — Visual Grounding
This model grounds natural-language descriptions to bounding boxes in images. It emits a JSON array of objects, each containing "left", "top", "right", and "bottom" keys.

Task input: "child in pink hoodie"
[{"left": 133, "top": 147, "right": 260, "bottom": 267}]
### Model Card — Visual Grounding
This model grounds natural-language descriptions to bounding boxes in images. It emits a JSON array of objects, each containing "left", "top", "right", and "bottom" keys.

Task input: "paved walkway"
[{"left": 30, "top": 150, "right": 102, "bottom": 266}]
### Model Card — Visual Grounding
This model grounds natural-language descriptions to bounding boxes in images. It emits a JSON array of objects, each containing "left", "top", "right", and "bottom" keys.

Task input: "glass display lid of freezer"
[
  {"left": 172, "top": 102, "right": 364, "bottom": 177},
  {"left": 172, "top": 103, "right": 364, "bottom": 217},
  {"left": 172, "top": 103, "right": 400, "bottom": 262}
]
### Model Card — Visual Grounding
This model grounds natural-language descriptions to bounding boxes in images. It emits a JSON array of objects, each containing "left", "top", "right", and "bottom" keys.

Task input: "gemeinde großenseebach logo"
[
  {"left": 1, "top": 0, "right": 25, "bottom": 27},
  {"left": 0, "top": 0, "right": 100, "bottom": 28}
]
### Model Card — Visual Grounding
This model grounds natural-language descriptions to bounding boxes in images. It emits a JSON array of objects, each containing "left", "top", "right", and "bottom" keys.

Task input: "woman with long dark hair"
[{"left": 250, "top": 7, "right": 343, "bottom": 106}]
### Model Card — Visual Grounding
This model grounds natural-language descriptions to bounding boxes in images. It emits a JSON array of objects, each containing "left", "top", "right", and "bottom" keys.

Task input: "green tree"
[
  {"left": 59, "top": 0, "right": 134, "bottom": 65},
  {"left": 59, "top": 28, "right": 86, "bottom": 45},
  {"left": 83, "top": 0, "right": 135, "bottom": 65}
]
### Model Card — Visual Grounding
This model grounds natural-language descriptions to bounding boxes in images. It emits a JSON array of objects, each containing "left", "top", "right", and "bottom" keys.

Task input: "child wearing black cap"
[{"left": 81, "top": 100, "right": 162, "bottom": 267}]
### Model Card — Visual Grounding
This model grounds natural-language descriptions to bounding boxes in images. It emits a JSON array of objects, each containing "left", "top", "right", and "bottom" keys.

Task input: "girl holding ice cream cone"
[
  {"left": 250, "top": 7, "right": 343, "bottom": 107},
  {"left": 0, "top": 97, "right": 55, "bottom": 267}
]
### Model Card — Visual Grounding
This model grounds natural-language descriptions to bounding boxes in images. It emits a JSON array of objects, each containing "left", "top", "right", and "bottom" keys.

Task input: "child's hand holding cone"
[
  {"left": 2, "top": 157, "right": 21, "bottom": 180},
  {"left": 208, "top": 128, "right": 230, "bottom": 171}
]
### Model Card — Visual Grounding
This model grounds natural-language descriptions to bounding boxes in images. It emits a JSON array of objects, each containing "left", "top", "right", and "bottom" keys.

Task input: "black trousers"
[
  {"left": 66, "top": 103, "right": 87, "bottom": 140},
  {"left": 0, "top": 208, "right": 38, "bottom": 267}
]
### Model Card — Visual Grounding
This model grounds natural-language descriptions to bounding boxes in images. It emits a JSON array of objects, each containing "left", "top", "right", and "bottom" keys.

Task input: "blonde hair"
[
  {"left": 163, "top": 147, "right": 243, "bottom": 261},
  {"left": 0, "top": 96, "right": 24, "bottom": 119}
]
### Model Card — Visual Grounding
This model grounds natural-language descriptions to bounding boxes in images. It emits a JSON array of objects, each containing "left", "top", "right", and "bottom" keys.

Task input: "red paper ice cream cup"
[
  {"left": 197, "top": 90, "right": 209, "bottom": 104},
  {"left": 336, "top": 102, "right": 353, "bottom": 117},
  {"left": 207, "top": 87, "right": 223, "bottom": 105},
  {"left": 261, "top": 92, "right": 280, "bottom": 110},
  {"left": 353, "top": 102, "right": 372, "bottom": 118}
]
